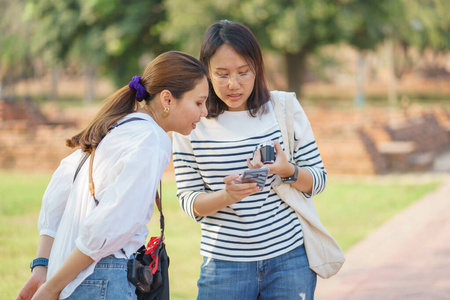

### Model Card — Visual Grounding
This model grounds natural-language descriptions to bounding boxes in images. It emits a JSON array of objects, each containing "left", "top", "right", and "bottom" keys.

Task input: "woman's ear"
[{"left": 160, "top": 89, "right": 173, "bottom": 108}]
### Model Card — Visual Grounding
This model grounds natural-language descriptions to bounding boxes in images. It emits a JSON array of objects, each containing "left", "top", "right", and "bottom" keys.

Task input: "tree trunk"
[
  {"left": 84, "top": 66, "right": 96, "bottom": 104},
  {"left": 48, "top": 68, "right": 59, "bottom": 102},
  {"left": 284, "top": 49, "right": 308, "bottom": 97},
  {"left": 386, "top": 39, "right": 397, "bottom": 107},
  {"left": 0, "top": 80, "right": 4, "bottom": 100},
  {"left": 354, "top": 51, "right": 366, "bottom": 107}
]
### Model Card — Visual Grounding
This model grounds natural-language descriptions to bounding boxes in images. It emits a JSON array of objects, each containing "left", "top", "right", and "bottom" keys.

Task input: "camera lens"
[{"left": 137, "top": 266, "right": 153, "bottom": 285}]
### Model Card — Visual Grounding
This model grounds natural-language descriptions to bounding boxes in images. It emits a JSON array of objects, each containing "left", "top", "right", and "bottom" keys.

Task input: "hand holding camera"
[
  {"left": 248, "top": 140, "right": 299, "bottom": 184},
  {"left": 254, "top": 141, "right": 276, "bottom": 164}
]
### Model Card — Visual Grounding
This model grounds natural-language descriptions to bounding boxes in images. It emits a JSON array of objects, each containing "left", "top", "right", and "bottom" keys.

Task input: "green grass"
[
  {"left": 0, "top": 171, "right": 441, "bottom": 299},
  {"left": 0, "top": 172, "right": 52, "bottom": 216},
  {"left": 0, "top": 172, "right": 52, "bottom": 298},
  {"left": 314, "top": 177, "right": 440, "bottom": 251}
]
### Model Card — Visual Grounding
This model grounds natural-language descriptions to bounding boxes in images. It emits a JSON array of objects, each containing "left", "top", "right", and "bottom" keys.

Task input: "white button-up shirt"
[{"left": 38, "top": 113, "right": 171, "bottom": 299}]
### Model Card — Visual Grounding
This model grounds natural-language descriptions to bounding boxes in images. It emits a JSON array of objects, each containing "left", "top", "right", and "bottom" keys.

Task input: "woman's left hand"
[
  {"left": 247, "top": 141, "right": 295, "bottom": 178},
  {"left": 16, "top": 267, "right": 47, "bottom": 300}
]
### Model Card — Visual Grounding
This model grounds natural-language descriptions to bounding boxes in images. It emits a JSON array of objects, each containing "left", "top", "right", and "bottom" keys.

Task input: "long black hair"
[{"left": 200, "top": 20, "right": 270, "bottom": 118}]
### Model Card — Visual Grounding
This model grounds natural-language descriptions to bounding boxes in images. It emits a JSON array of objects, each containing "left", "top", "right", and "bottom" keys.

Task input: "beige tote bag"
[{"left": 270, "top": 90, "right": 345, "bottom": 279}]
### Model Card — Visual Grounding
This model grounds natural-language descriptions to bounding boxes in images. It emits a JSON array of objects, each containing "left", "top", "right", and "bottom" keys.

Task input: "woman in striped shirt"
[{"left": 172, "top": 21, "right": 327, "bottom": 300}]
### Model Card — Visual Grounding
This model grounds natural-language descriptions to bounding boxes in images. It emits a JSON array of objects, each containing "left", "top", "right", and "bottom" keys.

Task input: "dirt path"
[{"left": 315, "top": 175, "right": 450, "bottom": 300}]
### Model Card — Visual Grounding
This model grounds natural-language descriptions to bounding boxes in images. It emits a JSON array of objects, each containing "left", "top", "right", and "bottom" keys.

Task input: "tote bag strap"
[
  {"left": 285, "top": 93, "right": 295, "bottom": 160},
  {"left": 271, "top": 91, "right": 345, "bottom": 279},
  {"left": 272, "top": 91, "right": 296, "bottom": 162}
]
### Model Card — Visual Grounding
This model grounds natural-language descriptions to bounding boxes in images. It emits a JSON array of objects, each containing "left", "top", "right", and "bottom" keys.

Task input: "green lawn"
[{"left": 0, "top": 171, "right": 440, "bottom": 299}]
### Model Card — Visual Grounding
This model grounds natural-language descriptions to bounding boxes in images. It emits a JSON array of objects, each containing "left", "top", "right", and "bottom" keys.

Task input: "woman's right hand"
[
  {"left": 16, "top": 267, "right": 47, "bottom": 300},
  {"left": 223, "top": 174, "right": 260, "bottom": 205},
  {"left": 29, "top": 282, "right": 59, "bottom": 300},
  {"left": 193, "top": 174, "right": 260, "bottom": 216}
]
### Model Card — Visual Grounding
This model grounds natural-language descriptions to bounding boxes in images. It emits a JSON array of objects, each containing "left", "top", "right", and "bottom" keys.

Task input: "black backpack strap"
[
  {"left": 73, "top": 152, "right": 90, "bottom": 183},
  {"left": 107, "top": 117, "right": 147, "bottom": 131},
  {"left": 72, "top": 117, "right": 147, "bottom": 183}
]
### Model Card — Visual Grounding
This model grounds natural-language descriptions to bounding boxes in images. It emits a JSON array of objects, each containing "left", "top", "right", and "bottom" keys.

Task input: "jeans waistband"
[{"left": 95, "top": 256, "right": 128, "bottom": 269}]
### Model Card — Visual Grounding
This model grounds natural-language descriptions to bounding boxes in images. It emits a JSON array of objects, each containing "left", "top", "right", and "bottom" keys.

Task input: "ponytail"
[
  {"left": 66, "top": 51, "right": 208, "bottom": 153},
  {"left": 66, "top": 85, "right": 140, "bottom": 153}
]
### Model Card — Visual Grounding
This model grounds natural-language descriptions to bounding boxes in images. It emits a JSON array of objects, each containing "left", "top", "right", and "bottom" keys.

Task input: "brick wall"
[
  {"left": 0, "top": 100, "right": 78, "bottom": 171},
  {"left": 1, "top": 100, "right": 449, "bottom": 174},
  {"left": 306, "top": 105, "right": 450, "bottom": 174}
]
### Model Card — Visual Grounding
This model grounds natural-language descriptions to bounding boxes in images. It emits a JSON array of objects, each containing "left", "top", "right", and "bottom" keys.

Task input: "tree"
[
  {"left": 250, "top": 1, "right": 346, "bottom": 97},
  {"left": 25, "top": 0, "right": 173, "bottom": 94},
  {"left": 0, "top": 0, "right": 34, "bottom": 100},
  {"left": 337, "top": 0, "right": 405, "bottom": 106},
  {"left": 395, "top": 0, "right": 450, "bottom": 80},
  {"left": 160, "top": 0, "right": 347, "bottom": 96}
]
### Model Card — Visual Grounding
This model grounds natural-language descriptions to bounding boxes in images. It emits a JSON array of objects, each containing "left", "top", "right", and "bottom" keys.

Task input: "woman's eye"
[{"left": 197, "top": 100, "right": 207, "bottom": 106}]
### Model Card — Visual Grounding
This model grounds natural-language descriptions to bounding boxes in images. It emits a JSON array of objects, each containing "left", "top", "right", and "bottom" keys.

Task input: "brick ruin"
[
  {"left": 0, "top": 100, "right": 79, "bottom": 171},
  {"left": 1, "top": 99, "right": 449, "bottom": 174},
  {"left": 306, "top": 104, "right": 450, "bottom": 174}
]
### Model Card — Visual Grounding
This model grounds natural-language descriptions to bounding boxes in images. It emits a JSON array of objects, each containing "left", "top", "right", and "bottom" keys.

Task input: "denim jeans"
[
  {"left": 197, "top": 244, "right": 316, "bottom": 300},
  {"left": 65, "top": 256, "right": 137, "bottom": 300}
]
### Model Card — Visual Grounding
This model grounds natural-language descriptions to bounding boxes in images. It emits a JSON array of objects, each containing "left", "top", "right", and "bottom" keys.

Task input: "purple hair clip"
[{"left": 128, "top": 76, "right": 149, "bottom": 102}]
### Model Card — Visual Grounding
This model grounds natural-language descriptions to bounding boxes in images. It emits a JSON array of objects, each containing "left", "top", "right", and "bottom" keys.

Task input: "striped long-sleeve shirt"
[{"left": 172, "top": 92, "right": 327, "bottom": 261}]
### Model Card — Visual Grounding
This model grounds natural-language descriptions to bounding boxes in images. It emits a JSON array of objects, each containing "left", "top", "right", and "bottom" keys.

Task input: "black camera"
[
  {"left": 255, "top": 141, "right": 276, "bottom": 164},
  {"left": 127, "top": 256, "right": 153, "bottom": 293}
]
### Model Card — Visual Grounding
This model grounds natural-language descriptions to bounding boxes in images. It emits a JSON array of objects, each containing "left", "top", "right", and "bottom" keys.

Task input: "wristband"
[
  {"left": 30, "top": 258, "right": 48, "bottom": 272},
  {"left": 281, "top": 163, "right": 299, "bottom": 184}
]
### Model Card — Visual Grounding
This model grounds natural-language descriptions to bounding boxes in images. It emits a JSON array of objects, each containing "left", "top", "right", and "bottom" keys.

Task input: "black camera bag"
[
  {"left": 134, "top": 188, "right": 170, "bottom": 300},
  {"left": 135, "top": 242, "right": 170, "bottom": 300}
]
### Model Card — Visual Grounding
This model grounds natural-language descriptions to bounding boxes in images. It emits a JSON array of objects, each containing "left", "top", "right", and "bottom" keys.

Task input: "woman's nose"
[
  {"left": 228, "top": 74, "right": 241, "bottom": 89},
  {"left": 201, "top": 102, "right": 208, "bottom": 117}
]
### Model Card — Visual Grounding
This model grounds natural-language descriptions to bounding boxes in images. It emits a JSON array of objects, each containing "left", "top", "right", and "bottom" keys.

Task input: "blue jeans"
[
  {"left": 65, "top": 256, "right": 137, "bottom": 300},
  {"left": 197, "top": 244, "right": 316, "bottom": 300}
]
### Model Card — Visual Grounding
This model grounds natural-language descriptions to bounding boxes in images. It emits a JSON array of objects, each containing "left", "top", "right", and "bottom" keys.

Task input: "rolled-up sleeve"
[
  {"left": 38, "top": 150, "right": 81, "bottom": 237},
  {"left": 75, "top": 146, "right": 170, "bottom": 261},
  {"left": 291, "top": 99, "right": 327, "bottom": 198},
  {"left": 172, "top": 132, "right": 205, "bottom": 222}
]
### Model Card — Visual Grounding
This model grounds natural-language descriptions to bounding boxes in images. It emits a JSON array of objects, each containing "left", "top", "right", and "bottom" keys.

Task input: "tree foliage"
[
  {"left": 159, "top": 0, "right": 348, "bottom": 95},
  {"left": 159, "top": 0, "right": 408, "bottom": 96},
  {"left": 0, "top": 0, "right": 34, "bottom": 91},
  {"left": 395, "top": 0, "right": 450, "bottom": 52},
  {"left": 339, "top": 0, "right": 405, "bottom": 50},
  {"left": 2, "top": 0, "right": 450, "bottom": 100},
  {"left": 24, "top": 0, "right": 173, "bottom": 87}
]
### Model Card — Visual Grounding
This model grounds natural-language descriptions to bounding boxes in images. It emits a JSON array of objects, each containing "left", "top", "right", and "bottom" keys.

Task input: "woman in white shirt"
[
  {"left": 17, "top": 51, "right": 209, "bottom": 300},
  {"left": 172, "top": 21, "right": 327, "bottom": 299}
]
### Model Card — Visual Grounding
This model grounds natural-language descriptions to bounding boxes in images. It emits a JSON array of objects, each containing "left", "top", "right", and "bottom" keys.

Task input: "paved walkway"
[{"left": 315, "top": 175, "right": 450, "bottom": 300}]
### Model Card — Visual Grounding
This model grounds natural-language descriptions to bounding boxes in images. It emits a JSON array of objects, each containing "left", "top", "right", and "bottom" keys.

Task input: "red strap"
[{"left": 145, "top": 237, "right": 161, "bottom": 274}]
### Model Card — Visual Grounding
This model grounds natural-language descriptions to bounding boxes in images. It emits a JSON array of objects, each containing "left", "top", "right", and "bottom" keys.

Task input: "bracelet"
[{"left": 30, "top": 257, "right": 49, "bottom": 272}]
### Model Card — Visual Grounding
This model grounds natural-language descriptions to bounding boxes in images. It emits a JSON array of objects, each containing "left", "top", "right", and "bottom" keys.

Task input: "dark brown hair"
[
  {"left": 66, "top": 51, "right": 208, "bottom": 153},
  {"left": 200, "top": 20, "right": 270, "bottom": 118}
]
